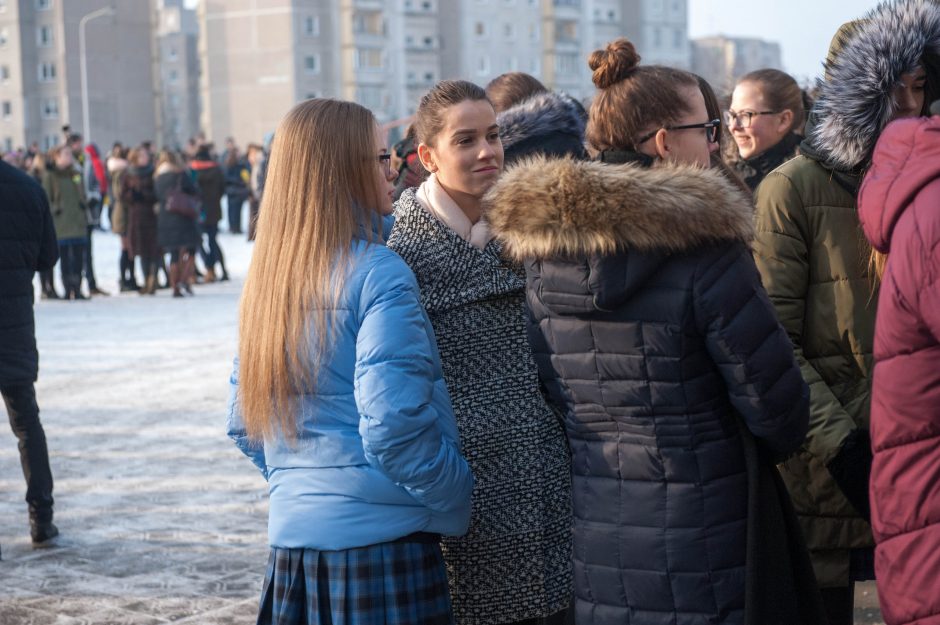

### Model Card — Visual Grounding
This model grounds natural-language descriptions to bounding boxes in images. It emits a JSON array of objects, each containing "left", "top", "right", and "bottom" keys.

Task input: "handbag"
[{"left": 166, "top": 175, "right": 200, "bottom": 220}]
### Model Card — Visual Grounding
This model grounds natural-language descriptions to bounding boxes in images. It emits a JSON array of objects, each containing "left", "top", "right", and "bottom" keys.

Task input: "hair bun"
[{"left": 589, "top": 39, "right": 641, "bottom": 89}]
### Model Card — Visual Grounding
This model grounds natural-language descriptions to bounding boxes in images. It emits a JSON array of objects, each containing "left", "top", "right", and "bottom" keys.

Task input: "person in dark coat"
[
  {"left": 223, "top": 148, "right": 249, "bottom": 234},
  {"left": 0, "top": 159, "right": 60, "bottom": 552},
  {"left": 858, "top": 109, "right": 940, "bottom": 625},
  {"left": 486, "top": 72, "right": 588, "bottom": 165},
  {"left": 120, "top": 147, "right": 160, "bottom": 295},
  {"left": 487, "top": 39, "right": 815, "bottom": 625},
  {"left": 191, "top": 146, "right": 228, "bottom": 282},
  {"left": 155, "top": 150, "right": 201, "bottom": 298}
]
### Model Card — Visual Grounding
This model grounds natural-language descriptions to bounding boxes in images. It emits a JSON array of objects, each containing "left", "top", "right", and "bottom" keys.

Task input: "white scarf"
[{"left": 415, "top": 173, "right": 493, "bottom": 250}]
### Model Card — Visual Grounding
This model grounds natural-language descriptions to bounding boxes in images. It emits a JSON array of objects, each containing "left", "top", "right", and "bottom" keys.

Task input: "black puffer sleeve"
[{"left": 693, "top": 241, "right": 809, "bottom": 458}]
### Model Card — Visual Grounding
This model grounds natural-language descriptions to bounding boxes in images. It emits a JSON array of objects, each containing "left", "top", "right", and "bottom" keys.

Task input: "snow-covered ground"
[
  {"left": 0, "top": 228, "right": 269, "bottom": 624},
  {"left": 0, "top": 223, "right": 886, "bottom": 624}
]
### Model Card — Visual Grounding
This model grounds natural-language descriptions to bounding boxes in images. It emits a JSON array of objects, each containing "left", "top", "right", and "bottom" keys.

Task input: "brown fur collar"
[{"left": 485, "top": 156, "right": 755, "bottom": 260}]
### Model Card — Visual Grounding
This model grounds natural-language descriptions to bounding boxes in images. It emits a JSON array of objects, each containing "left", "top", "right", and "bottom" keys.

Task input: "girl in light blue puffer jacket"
[{"left": 226, "top": 99, "right": 473, "bottom": 625}]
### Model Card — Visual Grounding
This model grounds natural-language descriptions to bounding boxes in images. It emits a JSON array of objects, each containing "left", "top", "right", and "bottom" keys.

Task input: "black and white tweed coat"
[{"left": 387, "top": 188, "right": 573, "bottom": 625}]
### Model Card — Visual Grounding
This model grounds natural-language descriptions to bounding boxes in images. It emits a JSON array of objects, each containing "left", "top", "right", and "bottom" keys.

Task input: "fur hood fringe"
[
  {"left": 810, "top": 0, "right": 940, "bottom": 170},
  {"left": 485, "top": 156, "right": 755, "bottom": 260},
  {"left": 497, "top": 91, "right": 586, "bottom": 151}
]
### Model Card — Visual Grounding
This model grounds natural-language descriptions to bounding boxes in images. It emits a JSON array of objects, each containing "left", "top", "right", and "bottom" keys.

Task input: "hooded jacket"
[
  {"left": 190, "top": 158, "right": 225, "bottom": 225},
  {"left": 858, "top": 115, "right": 940, "bottom": 625},
  {"left": 752, "top": 0, "right": 940, "bottom": 587},
  {"left": 496, "top": 90, "right": 587, "bottom": 165},
  {"left": 487, "top": 156, "right": 809, "bottom": 625}
]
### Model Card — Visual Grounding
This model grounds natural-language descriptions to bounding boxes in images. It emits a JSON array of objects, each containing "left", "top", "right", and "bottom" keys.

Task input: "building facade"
[
  {"left": 691, "top": 35, "right": 783, "bottom": 95},
  {"left": 0, "top": 0, "right": 157, "bottom": 153},
  {"left": 156, "top": 0, "right": 200, "bottom": 149}
]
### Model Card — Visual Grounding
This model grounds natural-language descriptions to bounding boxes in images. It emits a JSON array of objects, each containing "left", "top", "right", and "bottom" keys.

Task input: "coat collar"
[{"left": 485, "top": 156, "right": 754, "bottom": 261}]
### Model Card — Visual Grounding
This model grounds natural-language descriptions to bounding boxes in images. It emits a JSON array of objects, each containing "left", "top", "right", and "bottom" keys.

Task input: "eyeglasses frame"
[
  {"left": 724, "top": 110, "right": 778, "bottom": 129},
  {"left": 635, "top": 118, "right": 722, "bottom": 147}
]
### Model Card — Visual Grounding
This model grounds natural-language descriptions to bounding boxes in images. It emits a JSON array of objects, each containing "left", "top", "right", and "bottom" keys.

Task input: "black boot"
[{"left": 30, "top": 518, "right": 59, "bottom": 547}]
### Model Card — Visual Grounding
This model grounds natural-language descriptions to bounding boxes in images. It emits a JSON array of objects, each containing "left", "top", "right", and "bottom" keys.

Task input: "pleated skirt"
[{"left": 256, "top": 533, "right": 454, "bottom": 625}]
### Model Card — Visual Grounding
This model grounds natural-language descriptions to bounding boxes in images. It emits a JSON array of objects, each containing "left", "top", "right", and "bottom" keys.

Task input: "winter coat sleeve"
[
  {"left": 36, "top": 185, "right": 59, "bottom": 271},
  {"left": 753, "top": 172, "right": 857, "bottom": 464},
  {"left": 354, "top": 258, "right": 473, "bottom": 515},
  {"left": 42, "top": 172, "right": 58, "bottom": 215},
  {"left": 226, "top": 356, "right": 269, "bottom": 479},
  {"left": 921, "top": 212, "right": 940, "bottom": 341},
  {"left": 694, "top": 241, "right": 810, "bottom": 457}
]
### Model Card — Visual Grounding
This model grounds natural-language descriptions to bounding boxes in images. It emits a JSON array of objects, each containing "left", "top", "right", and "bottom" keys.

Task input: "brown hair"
[
  {"left": 485, "top": 72, "right": 548, "bottom": 113},
  {"left": 238, "top": 99, "right": 386, "bottom": 442},
  {"left": 586, "top": 38, "right": 700, "bottom": 151},
  {"left": 414, "top": 80, "right": 490, "bottom": 146},
  {"left": 737, "top": 69, "right": 805, "bottom": 134},
  {"left": 154, "top": 148, "right": 183, "bottom": 175}
]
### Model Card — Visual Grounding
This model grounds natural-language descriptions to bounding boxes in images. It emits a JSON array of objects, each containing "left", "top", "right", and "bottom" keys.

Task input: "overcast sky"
[{"left": 689, "top": 0, "right": 884, "bottom": 83}]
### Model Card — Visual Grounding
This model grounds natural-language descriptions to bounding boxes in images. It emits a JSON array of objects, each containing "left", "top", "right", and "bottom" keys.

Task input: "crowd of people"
[
  {"left": 2, "top": 0, "right": 938, "bottom": 624},
  {"left": 1, "top": 131, "right": 269, "bottom": 299}
]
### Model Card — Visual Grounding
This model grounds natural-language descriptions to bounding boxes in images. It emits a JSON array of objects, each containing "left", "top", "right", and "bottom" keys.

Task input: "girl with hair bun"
[
  {"left": 387, "top": 80, "right": 572, "bottom": 625},
  {"left": 487, "top": 38, "right": 820, "bottom": 625}
]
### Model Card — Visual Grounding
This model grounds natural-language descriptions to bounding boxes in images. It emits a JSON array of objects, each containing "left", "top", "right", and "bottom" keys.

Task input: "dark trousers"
[
  {"left": 820, "top": 584, "right": 855, "bottom": 625},
  {"left": 199, "top": 223, "right": 222, "bottom": 269},
  {"left": 84, "top": 225, "right": 98, "bottom": 290},
  {"left": 227, "top": 194, "right": 247, "bottom": 233},
  {"left": 1, "top": 384, "right": 54, "bottom": 522},
  {"left": 59, "top": 240, "right": 87, "bottom": 297}
]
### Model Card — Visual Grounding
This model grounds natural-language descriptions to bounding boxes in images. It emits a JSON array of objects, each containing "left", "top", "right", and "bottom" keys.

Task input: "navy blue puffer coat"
[
  {"left": 0, "top": 160, "right": 58, "bottom": 387},
  {"left": 487, "top": 156, "right": 810, "bottom": 625}
]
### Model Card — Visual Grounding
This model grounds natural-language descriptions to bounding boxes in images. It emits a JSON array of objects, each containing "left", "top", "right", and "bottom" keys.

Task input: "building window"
[
  {"left": 557, "top": 19, "right": 578, "bottom": 42},
  {"left": 36, "top": 0, "right": 52, "bottom": 10},
  {"left": 2, "top": 101, "right": 11, "bottom": 119},
  {"left": 673, "top": 28, "right": 683, "bottom": 49},
  {"left": 41, "top": 98, "right": 58, "bottom": 119},
  {"left": 554, "top": 53, "right": 579, "bottom": 75},
  {"left": 305, "top": 92, "right": 317, "bottom": 100},
  {"left": 0, "top": 0, "right": 6, "bottom": 12},
  {"left": 304, "top": 16, "right": 319, "bottom": 36},
  {"left": 353, "top": 11, "right": 385, "bottom": 36},
  {"left": 0, "top": 28, "right": 9, "bottom": 47},
  {"left": 168, "top": 69, "right": 179, "bottom": 83},
  {"left": 504, "top": 23, "right": 515, "bottom": 39},
  {"left": 529, "top": 57, "right": 540, "bottom": 74},
  {"left": 3, "top": 137, "right": 12, "bottom": 152},
  {"left": 37, "top": 25, "right": 54, "bottom": 47},
  {"left": 0, "top": 65, "right": 9, "bottom": 82},
  {"left": 38, "top": 62, "right": 56, "bottom": 81},
  {"left": 43, "top": 134, "right": 58, "bottom": 150},
  {"left": 474, "top": 22, "right": 487, "bottom": 39},
  {"left": 168, "top": 47, "right": 178, "bottom": 61},
  {"left": 356, "top": 86, "right": 384, "bottom": 111},
  {"left": 355, "top": 48, "right": 383, "bottom": 71},
  {"left": 304, "top": 54, "right": 320, "bottom": 74},
  {"left": 529, "top": 23, "right": 539, "bottom": 42},
  {"left": 477, "top": 55, "right": 490, "bottom": 76}
]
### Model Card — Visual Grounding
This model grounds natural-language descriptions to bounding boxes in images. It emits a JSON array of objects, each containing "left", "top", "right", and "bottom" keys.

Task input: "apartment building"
[
  {"left": 156, "top": 0, "right": 200, "bottom": 149},
  {"left": 0, "top": 0, "right": 156, "bottom": 153},
  {"left": 691, "top": 35, "right": 783, "bottom": 95}
]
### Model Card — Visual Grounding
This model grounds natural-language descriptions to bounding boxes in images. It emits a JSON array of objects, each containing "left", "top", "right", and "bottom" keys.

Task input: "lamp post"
[{"left": 79, "top": 6, "right": 115, "bottom": 146}]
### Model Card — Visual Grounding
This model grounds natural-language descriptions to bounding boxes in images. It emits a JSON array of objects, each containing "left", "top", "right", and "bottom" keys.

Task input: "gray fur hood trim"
[
  {"left": 810, "top": 0, "right": 940, "bottom": 170},
  {"left": 497, "top": 91, "right": 586, "bottom": 150},
  {"left": 485, "top": 156, "right": 755, "bottom": 260}
]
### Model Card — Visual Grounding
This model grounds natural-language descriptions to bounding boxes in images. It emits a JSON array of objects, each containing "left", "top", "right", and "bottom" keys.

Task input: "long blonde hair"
[{"left": 238, "top": 99, "right": 386, "bottom": 442}]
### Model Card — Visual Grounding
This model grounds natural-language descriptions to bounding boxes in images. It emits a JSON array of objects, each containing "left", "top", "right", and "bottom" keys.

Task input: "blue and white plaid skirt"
[{"left": 256, "top": 533, "right": 454, "bottom": 625}]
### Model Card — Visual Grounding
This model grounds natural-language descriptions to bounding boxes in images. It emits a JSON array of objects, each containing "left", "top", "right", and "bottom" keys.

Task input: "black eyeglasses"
[
  {"left": 377, "top": 153, "right": 391, "bottom": 177},
  {"left": 724, "top": 110, "right": 777, "bottom": 129},
  {"left": 636, "top": 119, "right": 721, "bottom": 146}
]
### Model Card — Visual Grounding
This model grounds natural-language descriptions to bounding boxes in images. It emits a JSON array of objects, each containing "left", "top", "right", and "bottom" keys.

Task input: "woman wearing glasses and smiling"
[
  {"left": 725, "top": 69, "right": 805, "bottom": 190},
  {"left": 486, "top": 38, "right": 813, "bottom": 625}
]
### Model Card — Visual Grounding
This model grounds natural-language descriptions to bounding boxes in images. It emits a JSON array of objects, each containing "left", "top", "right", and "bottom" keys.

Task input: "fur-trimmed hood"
[
  {"left": 497, "top": 91, "right": 587, "bottom": 163},
  {"left": 808, "top": 0, "right": 940, "bottom": 170},
  {"left": 485, "top": 156, "right": 755, "bottom": 261}
]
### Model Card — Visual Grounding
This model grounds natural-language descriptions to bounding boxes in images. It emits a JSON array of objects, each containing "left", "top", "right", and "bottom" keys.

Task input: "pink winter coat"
[{"left": 858, "top": 115, "right": 940, "bottom": 625}]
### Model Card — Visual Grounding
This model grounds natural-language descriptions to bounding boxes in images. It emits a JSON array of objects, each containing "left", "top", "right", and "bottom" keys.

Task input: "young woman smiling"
[
  {"left": 387, "top": 80, "right": 572, "bottom": 625},
  {"left": 725, "top": 69, "right": 805, "bottom": 190}
]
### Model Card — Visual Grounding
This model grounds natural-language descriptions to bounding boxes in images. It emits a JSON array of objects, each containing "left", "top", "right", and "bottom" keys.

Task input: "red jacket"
[{"left": 859, "top": 115, "right": 940, "bottom": 625}]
